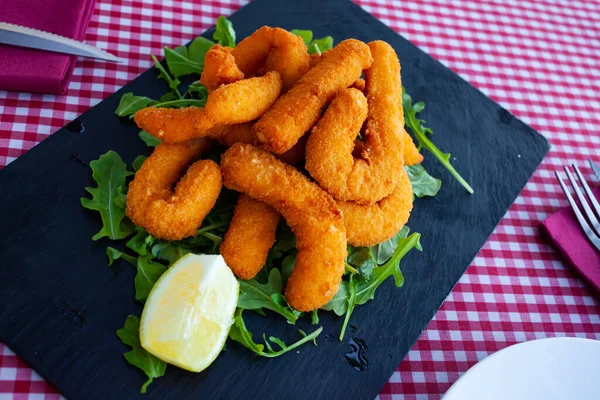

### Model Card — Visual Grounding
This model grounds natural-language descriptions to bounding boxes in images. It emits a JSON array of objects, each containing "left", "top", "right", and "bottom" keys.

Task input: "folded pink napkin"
[
  {"left": 540, "top": 187, "right": 600, "bottom": 291},
  {"left": 0, "top": 0, "right": 97, "bottom": 94}
]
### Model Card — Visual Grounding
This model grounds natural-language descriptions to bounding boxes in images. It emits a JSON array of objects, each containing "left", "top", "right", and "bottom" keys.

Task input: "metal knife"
[
  {"left": 0, "top": 22, "right": 121, "bottom": 63},
  {"left": 590, "top": 159, "right": 600, "bottom": 181}
]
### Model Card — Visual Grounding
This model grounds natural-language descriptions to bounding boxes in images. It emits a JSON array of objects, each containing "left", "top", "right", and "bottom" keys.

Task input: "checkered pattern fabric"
[{"left": 1, "top": 0, "right": 599, "bottom": 399}]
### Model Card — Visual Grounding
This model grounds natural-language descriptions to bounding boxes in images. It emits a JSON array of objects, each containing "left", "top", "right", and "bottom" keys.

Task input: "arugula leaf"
[
  {"left": 372, "top": 226, "right": 410, "bottom": 265},
  {"left": 115, "top": 93, "right": 157, "bottom": 117},
  {"left": 107, "top": 247, "right": 167, "bottom": 302},
  {"left": 347, "top": 246, "right": 376, "bottom": 279},
  {"left": 354, "top": 233, "right": 422, "bottom": 305},
  {"left": 311, "top": 310, "right": 319, "bottom": 325},
  {"left": 151, "top": 242, "right": 189, "bottom": 266},
  {"left": 213, "top": 16, "right": 236, "bottom": 48},
  {"left": 321, "top": 280, "right": 350, "bottom": 316},
  {"left": 291, "top": 29, "right": 333, "bottom": 55},
  {"left": 132, "top": 155, "right": 146, "bottom": 172},
  {"left": 81, "top": 151, "right": 134, "bottom": 241},
  {"left": 339, "top": 275, "right": 357, "bottom": 340},
  {"left": 308, "top": 36, "right": 333, "bottom": 55},
  {"left": 237, "top": 269, "right": 301, "bottom": 324},
  {"left": 405, "top": 164, "right": 442, "bottom": 198},
  {"left": 228, "top": 310, "right": 322, "bottom": 357},
  {"left": 139, "top": 130, "right": 161, "bottom": 147},
  {"left": 163, "top": 36, "right": 215, "bottom": 78},
  {"left": 281, "top": 253, "right": 296, "bottom": 284},
  {"left": 126, "top": 227, "right": 154, "bottom": 256},
  {"left": 116, "top": 315, "right": 167, "bottom": 393},
  {"left": 187, "top": 82, "right": 209, "bottom": 100},
  {"left": 151, "top": 54, "right": 182, "bottom": 99},
  {"left": 403, "top": 89, "right": 473, "bottom": 194},
  {"left": 290, "top": 29, "right": 312, "bottom": 45}
]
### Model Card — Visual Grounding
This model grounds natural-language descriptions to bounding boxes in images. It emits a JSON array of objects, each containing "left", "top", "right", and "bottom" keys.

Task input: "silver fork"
[{"left": 555, "top": 160, "right": 600, "bottom": 251}]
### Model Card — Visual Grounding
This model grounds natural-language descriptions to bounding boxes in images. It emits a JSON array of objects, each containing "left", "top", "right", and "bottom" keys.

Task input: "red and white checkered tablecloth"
[{"left": 1, "top": 0, "right": 600, "bottom": 398}]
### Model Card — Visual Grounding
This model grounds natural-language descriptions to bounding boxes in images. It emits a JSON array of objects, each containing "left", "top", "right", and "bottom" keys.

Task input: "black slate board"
[{"left": 0, "top": 0, "right": 549, "bottom": 399}]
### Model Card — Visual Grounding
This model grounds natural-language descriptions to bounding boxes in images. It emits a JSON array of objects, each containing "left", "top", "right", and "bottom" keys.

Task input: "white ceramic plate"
[{"left": 443, "top": 337, "right": 600, "bottom": 400}]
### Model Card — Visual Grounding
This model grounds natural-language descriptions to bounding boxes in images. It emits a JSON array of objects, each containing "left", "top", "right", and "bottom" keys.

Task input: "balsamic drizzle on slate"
[
  {"left": 345, "top": 337, "right": 369, "bottom": 371},
  {"left": 66, "top": 118, "right": 85, "bottom": 133}
]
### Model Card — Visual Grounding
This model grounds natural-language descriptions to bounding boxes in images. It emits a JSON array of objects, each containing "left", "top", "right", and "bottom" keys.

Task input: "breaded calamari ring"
[
  {"left": 200, "top": 44, "right": 245, "bottom": 92},
  {"left": 134, "top": 107, "right": 213, "bottom": 144},
  {"left": 403, "top": 131, "right": 423, "bottom": 165},
  {"left": 275, "top": 133, "right": 308, "bottom": 165},
  {"left": 134, "top": 72, "right": 282, "bottom": 143},
  {"left": 253, "top": 39, "right": 373, "bottom": 154},
  {"left": 338, "top": 167, "right": 413, "bottom": 247},
  {"left": 306, "top": 82, "right": 404, "bottom": 203},
  {"left": 220, "top": 143, "right": 347, "bottom": 311},
  {"left": 202, "top": 71, "right": 282, "bottom": 127},
  {"left": 350, "top": 78, "right": 366, "bottom": 93},
  {"left": 220, "top": 194, "right": 281, "bottom": 280},
  {"left": 306, "top": 88, "right": 389, "bottom": 203},
  {"left": 126, "top": 139, "right": 222, "bottom": 241},
  {"left": 232, "top": 26, "right": 310, "bottom": 91},
  {"left": 207, "top": 121, "right": 255, "bottom": 147}
]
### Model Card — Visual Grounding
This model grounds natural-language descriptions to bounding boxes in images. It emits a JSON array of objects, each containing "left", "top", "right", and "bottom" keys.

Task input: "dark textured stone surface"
[{"left": 0, "top": 0, "right": 549, "bottom": 399}]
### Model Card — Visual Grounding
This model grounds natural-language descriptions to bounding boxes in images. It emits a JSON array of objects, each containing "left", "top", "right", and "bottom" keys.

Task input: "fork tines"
[{"left": 555, "top": 163, "right": 600, "bottom": 252}]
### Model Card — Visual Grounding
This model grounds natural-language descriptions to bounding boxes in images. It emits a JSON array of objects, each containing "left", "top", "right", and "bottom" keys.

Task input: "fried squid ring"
[
  {"left": 306, "top": 41, "right": 406, "bottom": 204},
  {"left": 403, "top": 132, "right": 423, "bottom": 166},
  {"left": 307, "top": 88, "right": 397, "bottom": 204},
  {"left": 220, "top": 194, "right": 281, "bottom": 280},
  {"left": 134, "top": 71, "right": 282, "bottom": 143},
  {"left": 200, "top": 44, "right": 245, "bottom": 92},
  {"left": 220, "top": 143, "right": 347, "bottom": 312},
  {"left": 232, "top": 26, "right": 310, "bottom": 91},
  {"left": 126, "top": 139, "right": 222, "bottom": 241},
  {"left": 253, "top": 39, "right": 372, "bottom": 154},
  {"left": 338, "top": 167, "right": 413, "bottom": 247}
]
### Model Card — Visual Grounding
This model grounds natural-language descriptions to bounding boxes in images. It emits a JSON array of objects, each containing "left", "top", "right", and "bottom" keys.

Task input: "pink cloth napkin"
[
  {"left": 0, "top": 0, "right": 97, "bottom": 94},
  {"left": 540, "top": 187, "right": 600, "bottom": 291}
]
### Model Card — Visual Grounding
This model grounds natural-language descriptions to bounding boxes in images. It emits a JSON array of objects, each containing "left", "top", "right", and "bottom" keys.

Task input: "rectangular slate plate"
[{"left": 0, "top": 0, "right": 549, "bottom": 399}]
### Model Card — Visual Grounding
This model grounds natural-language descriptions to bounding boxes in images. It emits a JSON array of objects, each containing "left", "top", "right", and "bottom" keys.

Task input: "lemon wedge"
[{"left": 140, "top": 254, "right": 239, "bottom": 372}]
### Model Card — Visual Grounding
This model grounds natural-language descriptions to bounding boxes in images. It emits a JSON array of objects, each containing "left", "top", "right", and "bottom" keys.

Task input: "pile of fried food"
[{"left": 128, "top": 26, "right": 423, "bottom": 313}]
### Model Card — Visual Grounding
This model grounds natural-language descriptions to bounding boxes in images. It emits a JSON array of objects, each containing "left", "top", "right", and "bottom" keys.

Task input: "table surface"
[{"left": 1, "top": 0, "right": 599, "bottom": 399}]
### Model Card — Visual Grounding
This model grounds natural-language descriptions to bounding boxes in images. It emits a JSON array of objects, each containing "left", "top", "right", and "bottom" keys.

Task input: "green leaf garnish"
[
  {"left": 371, "top": 226, "right": 410, "bottom": 265},
  {"left": 291, "top": 29, "right": 333, "bottom": 55},
  {"left": 126, "top": 227, "right": 154, "bottom": 256},
  {"left": 325, "top": 232, "right": 422, "bottom": 340},
  {"left": 163, "top": 36, "right": 215, "bottom": 78},
  {"left": 151, "top": 242, "right": 190, "bottom": 266},
  {"left": 402, "top": 88, "right": 473, "bottom": 194},
  {"left": 132, "top": 155, "right": 146, "bottom": 172},
  {"left": 354, "top": 233, "right": 422, "bottom": 305},
  {"left": 107, "top": 247, "right": 167, "bottom": 302},
  {"left": 213, "top": 16, "right": 236, "bottom": 48},
  {"left": 321, "top": 281, "right": 350, "bottom": 316},
  {"left": 80, "top": 151, "right": 134, "bottom": 241},
  {"left": 347, "top": 246, "right": 376, "bottom": 279},
  {"left": 405, "top": 164, "right": 442, "bottom": 198},
  {"left": 151, "top": 54, "right": 182, "bottom": 99},
  {"left": 116, "top": 315, "right": 167, "bottom": 393},
  {"left": 139, "top": 130, "right": 161, "bottom": 147},
  {"left": 290, "top": 29, "right": 312, "bottom": 45},
  {"left": 308, "top": 36, "right": 333, "bottom": 55},
  {"left": 237, "top": 269, "right": 301, "bottom": 324},
  {"left": 115, "top": 93, "right": 157, "bottom": 117},
  {"left": 228, "top": 310, "right": 322, "bottom": 357}
]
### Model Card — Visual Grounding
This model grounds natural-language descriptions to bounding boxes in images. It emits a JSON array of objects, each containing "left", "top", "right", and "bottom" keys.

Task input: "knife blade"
[
  {"left": 0, "top": 22, "right": 121, "bottom": 63},
  {"left": 590, "top": 159, "right": 600, "bottom": 181}
]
